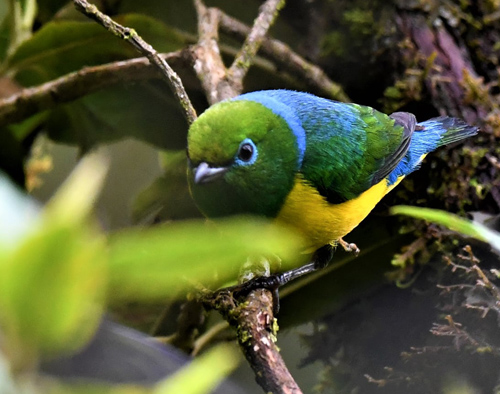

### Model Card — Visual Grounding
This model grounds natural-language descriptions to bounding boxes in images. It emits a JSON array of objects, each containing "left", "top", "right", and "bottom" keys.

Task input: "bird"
[{"left": 186, "top": 89, "right": 478, "bottom": 291}]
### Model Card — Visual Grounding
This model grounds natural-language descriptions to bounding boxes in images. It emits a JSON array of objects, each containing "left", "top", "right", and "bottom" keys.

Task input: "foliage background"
[{"left": 1, "top": 0, "right": 500, "bottom": 393}]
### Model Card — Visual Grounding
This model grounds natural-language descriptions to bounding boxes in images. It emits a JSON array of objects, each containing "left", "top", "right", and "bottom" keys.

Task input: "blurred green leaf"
[
  {"left": 0, "top": 0, "right": 37, "bottom": 62},
  {"left": 132, "top": 151, "right": 201, "bottom": 225},
  {"left": 0, "top": 156, "right": 109, "bottom": 361},
  {"left": 36, "top": 0, "right": 74, "bottom": 23},
  {"left": 45, "top": 153, "right": 108, "bottom": 223},
  {"left": 0, "top": 220, "right": 107, "bottom": 358},
  {"left": 0, "top": 3, "right": 11, "bottom": 62},
  {"left": 391, "top": 205, "right": 500, "bottom": 252},
  {"left": 7, "top": 14, "right": 185, "bottom": 86},
  {"left": 155, "top": 344, "right": 240, "bottom": 394},
  {"left": 108, "top": 217, "right": 304, "bottom": 303},
  {"left": 45, "top": 83, "right": 188, "bottom": 151}
]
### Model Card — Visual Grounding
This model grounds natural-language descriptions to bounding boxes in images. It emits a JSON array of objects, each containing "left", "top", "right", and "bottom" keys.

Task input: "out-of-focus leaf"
[
  {"left": 107, "top": 218, "right": 304, "bottom": 303},
  {"left": 0, "top": 156, "right": 108, "bottom": 361},
  {"left": 0, "top": 221, "right": 107, "bottom": 358},
  {"left": 0, "top": 0, "right": 36, "bottom": 62},
  {"left": 45, "top": 153, "right": 108, "bottom": 223},
  {"left": 7, "top": 14, "right": 185, "bottom": 86},
  {"left": 45, "top": 83, "right": 188, "bottom": 150},
  {"left": 391, "top": 205, "right": 500, "bottom": 252},
  {"left": 0, "top": 2, "right": 10, "bottom": 61},
  {"left": 154, "top": 344, "right": 240, "bottom": 394},
  {"left": 8, "top": 111, "right": 48, "bottom": 141},
  {"left": 132, "top": 151, "right": 201, "bottom": 225},
  {"left": 119, "top": 0, "right": 198, "bottom": 35}
]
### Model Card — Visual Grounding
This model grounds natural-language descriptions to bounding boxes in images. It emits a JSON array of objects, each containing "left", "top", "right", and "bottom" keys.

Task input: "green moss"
[
  {"left": 343, "top": 9, "right": 375, "bottom": 36},
  {"left": 320, "top": 31, "right": 346, "bottom": 58}
]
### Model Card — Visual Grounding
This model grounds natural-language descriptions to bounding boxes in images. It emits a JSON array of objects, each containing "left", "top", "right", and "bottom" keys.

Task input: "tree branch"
[
  {"left": 0, "top": 3, "right": 348, "bottom": 127},
  {"left": 0, "top": 52, "right": 190, "bottom": 128},
  {"left": 72, "top": 0, "right": 197, "bottom": 124},
  {"left": 202, "top": 287, "right": 302, "bottom": 394},
  {"left": 192, "top": 1, "right": 302, "bottom": 392},
  {"left": 219, "top": 12, "right": 350, "bottom": 102},
  {"left": 228, "top": 0, "right": 285, "bottom": 91}
]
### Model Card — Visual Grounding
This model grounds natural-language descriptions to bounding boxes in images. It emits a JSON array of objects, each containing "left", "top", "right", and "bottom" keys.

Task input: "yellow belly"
[{"left": 276, "top": 174, "right": 403, "bottom": 252}]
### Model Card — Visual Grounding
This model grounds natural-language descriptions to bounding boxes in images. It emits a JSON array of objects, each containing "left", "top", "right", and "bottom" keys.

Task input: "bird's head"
[{"left": 187, "top": 99, "right": 299, "bottom": 218}]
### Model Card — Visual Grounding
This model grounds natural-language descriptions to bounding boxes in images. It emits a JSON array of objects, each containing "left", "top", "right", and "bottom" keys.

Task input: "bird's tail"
[{"left": 417, "top": 116, "right": 478, "bottom": 147}]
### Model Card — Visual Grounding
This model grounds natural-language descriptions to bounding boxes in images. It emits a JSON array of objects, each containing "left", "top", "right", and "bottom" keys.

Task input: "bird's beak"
[{"left": 193, "top": 162, "right": 228, "bottom": 184}]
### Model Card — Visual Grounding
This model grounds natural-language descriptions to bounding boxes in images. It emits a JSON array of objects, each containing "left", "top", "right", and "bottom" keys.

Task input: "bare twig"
[
  {"left": 229, "top": 0, "right": 285, "bottom": 91},
  {"left": 72, "top": 0, "right": 197, "bottom": 124},
  {"left": 0, "top": 51, "right": 190, "bottom": 128},
  {"left": 219, "top": 12, "right": 350, "bottom": 102}
]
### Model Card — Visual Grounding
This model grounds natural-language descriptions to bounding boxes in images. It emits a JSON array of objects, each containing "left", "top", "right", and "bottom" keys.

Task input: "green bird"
[{"left": 187, "top": 90, "right": 477, "bottom": 289}]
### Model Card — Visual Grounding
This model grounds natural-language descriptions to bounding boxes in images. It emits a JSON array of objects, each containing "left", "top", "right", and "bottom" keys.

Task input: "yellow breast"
[{"left": 276, "top": 174, "right": 403, "bottom": 252}]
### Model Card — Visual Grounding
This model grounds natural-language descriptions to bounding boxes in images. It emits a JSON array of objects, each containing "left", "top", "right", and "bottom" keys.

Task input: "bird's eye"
[
  {"left": 235, "top": 138, "right": 258, "bottom": 165},
  {"left": 238, "top": 143, "right": 254, "bottom": 162}
]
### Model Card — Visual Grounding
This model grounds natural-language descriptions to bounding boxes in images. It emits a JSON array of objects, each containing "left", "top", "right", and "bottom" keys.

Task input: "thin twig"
[
  {"left": 219, "top": 12, "right": 350, "bottom": 102},
  {"left": 229, "top": 0, "right": 285, "bottom": 91},
  {"left": 73, "top": 0, "right": 197, "bottom": 124},
  {"left": 0, "top": 51, "right": 189, "bottom": 128}
]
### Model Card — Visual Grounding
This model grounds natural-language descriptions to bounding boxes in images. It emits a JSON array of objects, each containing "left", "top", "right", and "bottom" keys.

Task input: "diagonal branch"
[
  {"left": 219, "top": 12, "right": 350, "bottom": 102},
  {"left": 0, "top": 51, "right": 190, "bottom": 128},
  {"left": 72, "top": 0, "right": 197, "bottom": 124},
  {"left": 228, "top": 0, "right": 285, "bottom": 91}
]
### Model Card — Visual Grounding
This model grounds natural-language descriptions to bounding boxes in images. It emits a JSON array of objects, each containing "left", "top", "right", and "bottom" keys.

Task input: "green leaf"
[
  {"left": 45, "top": 83, "right": 188, "bottom": 150},
  {"left": 391, "top": 205, "right": 500, "bottom": 252},
  {"left": 0, "top": 156, "right": 109, "bottom": 360},
  {"left": 7, "top": 14, "right": 185, "bottom": 86},
  {"left": 132, "top": 151, "right": 201, "bottom": 225},
  {"left": 154, "top": 344, "right": 240, "bottom": 394},
  {"left": 0, "top": 220, "right": 107, "bottom": 359},
  {"left": 107, "top": 217, "right": 304, "bottom": 303}
]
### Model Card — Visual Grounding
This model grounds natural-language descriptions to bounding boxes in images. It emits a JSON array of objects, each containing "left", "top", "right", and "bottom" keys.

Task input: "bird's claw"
[{"left": 338, "top": 238, "right": 360, "bottom": 255}]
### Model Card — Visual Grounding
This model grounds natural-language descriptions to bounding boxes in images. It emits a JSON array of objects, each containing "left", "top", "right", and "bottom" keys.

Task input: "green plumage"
[
  {"left": 187, "top": 100, "right": 298, "bottom": 217},
  {"left": 300, "top": 104, "right": 407, "bottom": 202},
  {"left": 187, "top": 89, "right": 477, "bottom": 222}
]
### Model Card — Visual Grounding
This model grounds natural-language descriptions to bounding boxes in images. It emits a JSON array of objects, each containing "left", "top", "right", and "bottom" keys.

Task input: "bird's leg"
[
  {"left": 337, "top": 237, "right": 360, "bottom": 255},
  {"left": 232, "top": 244, "right": 334, "bottom": 313}
]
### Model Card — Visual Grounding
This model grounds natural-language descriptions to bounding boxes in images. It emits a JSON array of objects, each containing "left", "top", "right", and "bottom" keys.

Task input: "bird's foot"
[
  {"left": 338, "top": 238, "right": 360, "bottom": 255},
  {"left": 230, "top": 275, "right": 283, "bottom": 315},
  {"left": 227, "top": 245, "right": 335, "bottom": 314}
]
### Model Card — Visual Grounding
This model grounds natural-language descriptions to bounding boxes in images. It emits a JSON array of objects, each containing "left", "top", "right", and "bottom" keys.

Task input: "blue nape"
[{"left": 234, "top": 91, "right": 307, "bottom": 168}]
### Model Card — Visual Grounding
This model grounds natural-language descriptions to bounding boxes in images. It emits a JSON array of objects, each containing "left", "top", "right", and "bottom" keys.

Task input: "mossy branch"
[{"left": 202, "top": 287, "right": 303, "bottom": 394}]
